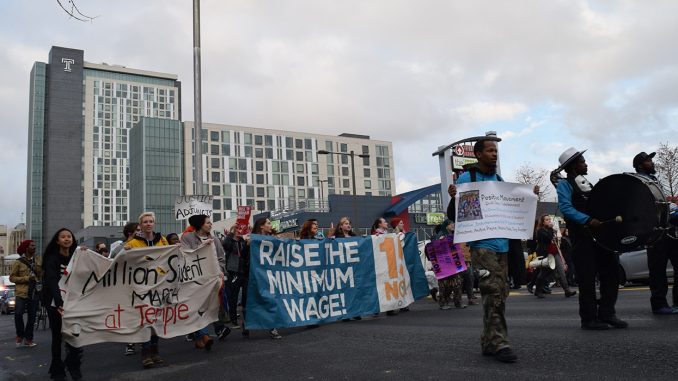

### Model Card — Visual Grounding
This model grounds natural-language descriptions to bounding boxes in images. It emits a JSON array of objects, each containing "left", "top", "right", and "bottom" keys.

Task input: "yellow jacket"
[
  {"left": 127, "top": 232, "right": 169, "bottom": 248},
  {"left": 9, "top": 256, "right": 42, "bottom": 299}
]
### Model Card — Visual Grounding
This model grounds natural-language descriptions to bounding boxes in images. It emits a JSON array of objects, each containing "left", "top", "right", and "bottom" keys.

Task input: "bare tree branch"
[
  {"left": 56, "top": 0, "right": 98, "bottom": 22},
  {"left": 513, "top": 162, "right": 552, "bottom": 201},
  {"left": 655, "top": 142, "right": 678, "bottom": 197}
]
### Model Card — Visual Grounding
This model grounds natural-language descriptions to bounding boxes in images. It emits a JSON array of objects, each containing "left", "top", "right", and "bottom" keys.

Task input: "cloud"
[{"left": 2, "top": 0, "right": 678, "bottom": 226}]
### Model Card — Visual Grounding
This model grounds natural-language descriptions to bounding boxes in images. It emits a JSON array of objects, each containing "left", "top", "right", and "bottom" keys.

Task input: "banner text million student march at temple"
[
  {"left": 59, "top": 245, "right": 222, "bottom": 347},
  {"left": 245, "top": 233, "right": 429, "bottom": 329},
  {"left": 453, "top": 181, "right": 538, "bottom": 243}
]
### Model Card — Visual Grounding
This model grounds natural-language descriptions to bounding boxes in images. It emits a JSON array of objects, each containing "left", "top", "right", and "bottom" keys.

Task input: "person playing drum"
[
  {"left": 633, "top": 151, "right": 678, "bottom": 315},
  {"left": 554, "top": 147, "right": 628, "bottom": 330}
]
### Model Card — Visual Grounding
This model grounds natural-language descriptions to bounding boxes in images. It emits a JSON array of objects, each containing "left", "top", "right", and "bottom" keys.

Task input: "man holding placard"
[{"left": 448, "top": 138, "right": 539, "bottom": 363}]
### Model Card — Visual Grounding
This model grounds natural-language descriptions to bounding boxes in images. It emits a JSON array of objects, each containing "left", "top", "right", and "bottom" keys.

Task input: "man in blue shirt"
[
  {"left": 448, "top": 138, "right": 539, "bottom": 363},
  {"left": 633, "top": 152, "right": 678, "bottom": 314},
  {"left": 555, "top": 147, "right": 627, "bottom": 330}
]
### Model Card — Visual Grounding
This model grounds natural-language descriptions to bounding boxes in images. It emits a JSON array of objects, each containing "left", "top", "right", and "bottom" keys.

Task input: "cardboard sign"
[
  {"left": 235, "top": 205, "right": 252, "bottom": 235},
  {"left": 174, "top": 195, "right": 213, "bottom": 220}
]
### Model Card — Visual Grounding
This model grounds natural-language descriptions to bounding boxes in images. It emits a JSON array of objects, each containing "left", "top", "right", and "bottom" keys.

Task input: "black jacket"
[
  {"left": 42, "top": 252, "right": 71, "bottom": 308},
  {"left": 223, "top": 234, "right": 250, "bottom": 275},
  {"left": 536, "top": 227, "right": 555, "bottom": 257}
]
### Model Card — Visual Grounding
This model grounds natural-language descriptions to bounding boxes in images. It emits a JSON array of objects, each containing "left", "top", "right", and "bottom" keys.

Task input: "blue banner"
[{"left": 245, "top": 233, "right": 429, "bottom": 329}]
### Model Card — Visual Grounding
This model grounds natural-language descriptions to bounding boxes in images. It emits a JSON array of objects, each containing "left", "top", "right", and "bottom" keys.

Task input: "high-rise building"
[
  {"left": 26, "top": 46, "right": 181, "bottom": 252},
  {"left": 183, "top": 122, "right": 396, "bottom": 222},
  {"left": 129, "top": 118, "right": 184, "bottom": 235}
]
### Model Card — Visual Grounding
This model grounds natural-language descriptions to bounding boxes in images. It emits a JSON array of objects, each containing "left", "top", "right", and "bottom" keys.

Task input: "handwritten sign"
[
  {"left": 245, "top": 233, "right": 430, "bottom": 329},
  {"left": 174, "top": 195, "right": 213, "bottom": 220},
  {"left": 235, "top": 205, "right": 252, "bottom": 235},
  {"left": 59, "top": 245, "right": 221, "bottom": 347},
  {"left": 425, "top": 236, "right": 467, "bottom": 279},
  {"left": 454, "top": 181, "right": 537, "bottom": 243}
]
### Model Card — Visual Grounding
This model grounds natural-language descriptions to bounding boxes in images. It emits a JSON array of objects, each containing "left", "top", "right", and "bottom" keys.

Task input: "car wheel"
[{"left": 618, "top": 265, "right": 627, "bottom": 286}]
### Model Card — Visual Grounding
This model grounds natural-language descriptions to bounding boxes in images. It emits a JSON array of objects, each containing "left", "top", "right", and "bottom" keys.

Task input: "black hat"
[
  {"left": 188, "top": 214, "right": 208, "bottom": 230},
  {"left": 633, "top": 152, "right": 655, "bottom": 168}
]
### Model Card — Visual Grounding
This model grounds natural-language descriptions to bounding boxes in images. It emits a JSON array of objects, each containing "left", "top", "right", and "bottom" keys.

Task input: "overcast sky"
[{"left": 1, "top": 0, "right": 677, "bottom": 227}]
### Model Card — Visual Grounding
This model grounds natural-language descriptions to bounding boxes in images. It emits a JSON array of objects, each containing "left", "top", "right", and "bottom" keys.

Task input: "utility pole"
[{"left": 193, "top": 0, "right": 204, "bottom": 193}]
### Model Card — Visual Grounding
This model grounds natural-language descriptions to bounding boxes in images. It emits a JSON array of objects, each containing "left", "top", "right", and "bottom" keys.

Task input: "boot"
[
  {"left": 534, "top": 278, "right": 546, "bottom": 299},
  {"left": 430, "top": 288, "right": 438, "bottom": 301},
  {"left": 141, "top": 348, "right": 154, "bottom": 369},
  {"left": 201, "top": 335, "right": 214, "bottom": 351}
]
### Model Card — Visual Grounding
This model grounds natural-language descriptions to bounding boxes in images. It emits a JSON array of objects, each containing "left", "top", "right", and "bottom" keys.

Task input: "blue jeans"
[
  {"left": 194, "top": 326, "right": 209, "bottom": 338},
  {"left": 14, "top": 297, "right": 37, "bottom": 340}
]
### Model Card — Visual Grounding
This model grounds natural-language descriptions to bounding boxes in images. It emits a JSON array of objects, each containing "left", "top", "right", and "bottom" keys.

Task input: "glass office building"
[{"left": 129, "top": 118, "right": 183, "bottom": 234}]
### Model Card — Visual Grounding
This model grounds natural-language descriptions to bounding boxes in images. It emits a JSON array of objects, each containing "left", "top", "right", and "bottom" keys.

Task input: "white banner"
[
  {"left": 453, "top": 181, "right": 537, "bottom": 243},
  {"left": 60, "top": 245, "right": 221, "bottom": 347},
  {"left": 174, "top": 195, "right": 213, "bottom": 220},
  {"left": 371, "top": 234, "right": 415, "bottom": 312}
]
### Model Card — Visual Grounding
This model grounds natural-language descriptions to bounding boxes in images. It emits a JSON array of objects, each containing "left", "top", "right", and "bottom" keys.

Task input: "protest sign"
[
  {"left": 454, "top": 181, "right": 537, "bottom": 243},
  {"left": 425, "top": 236, "right": 467, "bottom": 279},
  {"left": 174, "top": 195, "right": 213, "bottom": 220},
  {"left": 60, "top": 245, "right": 221, "bottom": 347},
  {"left": 235, "top": 205, "right": 252, "bottom": 235},
  {"left": 245, "top": 233, "right": 429, "bottom": 329}
]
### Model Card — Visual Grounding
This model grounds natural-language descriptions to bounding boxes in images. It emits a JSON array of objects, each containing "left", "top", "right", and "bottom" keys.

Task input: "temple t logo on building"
[{"left": 62, "top": 58, "right": 75, "bottom": 72}]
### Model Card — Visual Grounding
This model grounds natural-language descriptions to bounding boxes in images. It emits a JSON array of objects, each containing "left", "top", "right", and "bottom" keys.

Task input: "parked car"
[
  {"left": 0, "top": 275, "right": 15, "bottom": 292},
  {"left": 0, "top": 288, "right": 16, "bottom": 314},
  {"left": 618, "top": 249, "right": 674, "bottom": 284}
]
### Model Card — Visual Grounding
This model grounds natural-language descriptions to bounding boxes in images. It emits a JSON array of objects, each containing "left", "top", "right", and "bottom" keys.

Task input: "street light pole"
[
  {"left": 193, "top": 0, "right": 204, "bottom": 193},
  {"left": 318, "top": 179, "right": 328, "bottom": 209},
  {"left": 349, "top": 151, "right": 357, "bottom": 196}
]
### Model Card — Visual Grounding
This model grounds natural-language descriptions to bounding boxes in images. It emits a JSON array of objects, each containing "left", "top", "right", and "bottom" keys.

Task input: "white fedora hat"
[{"left": 557, "top": 147, "right": 587, "bottom": 171}]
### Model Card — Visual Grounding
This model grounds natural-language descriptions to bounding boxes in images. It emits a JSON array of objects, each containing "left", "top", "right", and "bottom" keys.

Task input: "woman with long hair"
[
  {"left": 533, "top": 215, "right": 576, "bottom": 299},
  {"left": 250, "top": 218, "right": 283, "bottom": 339},
  {"left": 371, "top": 217, "right": 388, "bottom": 235},
  {"left": 42, "top": 228, "right": 83, "bottom": 381},
  {"left": 333, "top": 217, "right": 356, "bottom": 238},
  {"left": 299, "top": 219, "right": 322, "bottom": 239}
]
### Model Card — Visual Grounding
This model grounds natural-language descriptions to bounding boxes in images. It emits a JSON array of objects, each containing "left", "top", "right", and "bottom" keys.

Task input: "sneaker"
[
  {"left": 230, "top": 322, "right": 241, "bottom": 329},
  {"left": 141, "top": 350, "right": 154, "bottom": 369},
  {"left": 151, "top": 353, "right": 164, "bottom": 364},
  {"left": 353, "top": 316, "right": 362, "bottom": 321},
  {"left": 242, "top": 329, "right": 250, "bottom": 338},
  {"left": 494, "top": 348, "right": 518, "bottom": 363},
  {"left": 217, "top": 326, "right": 231, "bottom": 340},
  {"left": 581, "top": 320, "right": 610, "bottom": 330},
  {"left": 125, "top": 344, "right": 135, "bottom": 355},
  {"left": 24, "top": 339, "right": 37, "bottom": 348},
  {"left": 467, "top": 299, "right": 479, "bottom": 306},
  {"left": 269, "top": 329, "right": 282, "bottom": 339},
  {"left": 652, "top": 306, "right": 677, "bottom": 315},
  {"left": 185, "top": 334, "right": 194, "bottom": 342},
  {"left": 454, "top": 303, "right": 467, "bottom": 309},
  {"left": 565, "top": 290, "right": 577, "bottom": 297},
  {"left": 440, "top": 304, "right": 452, "bottom": 310},
  {"left": 15, "top": 337, "right": 23, "bottom": 348},
  {"left": 600, "top": 316, "right": 628, "bottom": 329},
  {"left": 527, "top": 285, "right": 534, "bottom": 294}
]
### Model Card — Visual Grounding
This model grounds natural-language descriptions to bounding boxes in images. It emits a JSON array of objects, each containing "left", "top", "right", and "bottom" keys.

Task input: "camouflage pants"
[
  {"left": 471, "top": 248, "right": 509, "bottom": 354},
  {"left": 438, "top": 274, "right": 463, "bottom": 307}
]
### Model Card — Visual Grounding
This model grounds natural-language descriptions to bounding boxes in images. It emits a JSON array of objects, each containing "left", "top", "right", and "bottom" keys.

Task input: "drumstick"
[{"left": 600, "top": 216, "right": 623, "bottom": 225}]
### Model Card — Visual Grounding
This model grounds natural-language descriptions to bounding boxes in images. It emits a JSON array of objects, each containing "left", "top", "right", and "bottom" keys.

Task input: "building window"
[
  {"left": 364, "top": 180, "right": 372, "bottom": 189},
  {"left": 211, "top": 158, "right": 220, "bottom": 168},
  {"left": 255, "top": 161, "right": 264, "bottom": 171},
  {"left": 212, "top": 185, "right": 221, "bottom": 196},
  {"left": 342, "top": 179, "right": 350, "bottom": 188},
  {"left": 210, "top": 131, "right": 219, "bottom": 141},
  {"left": 297, "top": 176, "right": 306, "bottom": 186},
  {"left": 295, "top": 139, "right": 303, "bottom": 149},
  {"left": 213, "top": 199, "right": 222, "bottom": 209},
  {"left": 211, "top": 172, "right": 220, "bottom": 182},
  {"left": 255, "top": 135, "right": 263, "bottom": 145},
  {"left": 341, "top": 167, "right": 349, "bottom": 176},
  {"left": 363, "top": 168, "right": 371, "bottom": 177}
]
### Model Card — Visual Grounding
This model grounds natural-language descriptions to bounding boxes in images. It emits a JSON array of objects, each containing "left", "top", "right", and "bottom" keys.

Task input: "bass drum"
[{"left": 587, "top": 173, "right": 669, "bottom": 252}]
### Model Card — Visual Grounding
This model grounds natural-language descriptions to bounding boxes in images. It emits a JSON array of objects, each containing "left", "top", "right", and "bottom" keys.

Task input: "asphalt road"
[{"left": 1, "top": 286, "right": 676, "bottom": 381}]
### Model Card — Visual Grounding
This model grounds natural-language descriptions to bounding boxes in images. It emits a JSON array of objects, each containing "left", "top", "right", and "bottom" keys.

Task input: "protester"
[
  {"left": 94, "top": 242, "right": 109, "bottom": 257},
  {"left": 250, "top": 218, "right": 283, "bottom": 339},
  {"left": 42, "top": 228, "right": 83, "bottom": 381},
  {"left": 555, "top": 147, "right": 627, "bottom": 329},
  {"left": 299, "top": 219, "right": 323, "bottom": 239},
  {"left": 390, "top": 217, "right": 405, "bottom": 240},
  {"left": 223, "top": 225, "right": 250, "bottom": 333},
  {"left": 559, "top": 228, "right": 577, "bottom": 287},
  {"left": 166, "top": 233, "right": 180, "bottom": 246},
  {"left": 371, "top": 217, "right": 389, "bottom": 235},
  {"left": 447, "top": 138, "right": 539, "bottom": 363},
  {"left": 109, "top": 222, "right": 139, "bottom": 260},
  {"left": 333, "top": 217, "right": 357, "bottom": 238},
  {"left": 633, "top": 151, "right": 678, "bottom": 314},
  {"left": 460, "top": 243, "right": 478, "bottom": 305},
  {"left": 180, "top": 214, "right": 228, "bottom": 350},
  {"left": 532, "top": 215, "right": 576, "bottom": 299},
  {"left": 10, "top": 240, "right": 41, "bottom": 348},
  {"left": 432, "top": 220, "right": 466, "bottom": 310},
  {"left": 125, "top": 212, "right": 168, "bottom": 368}
]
